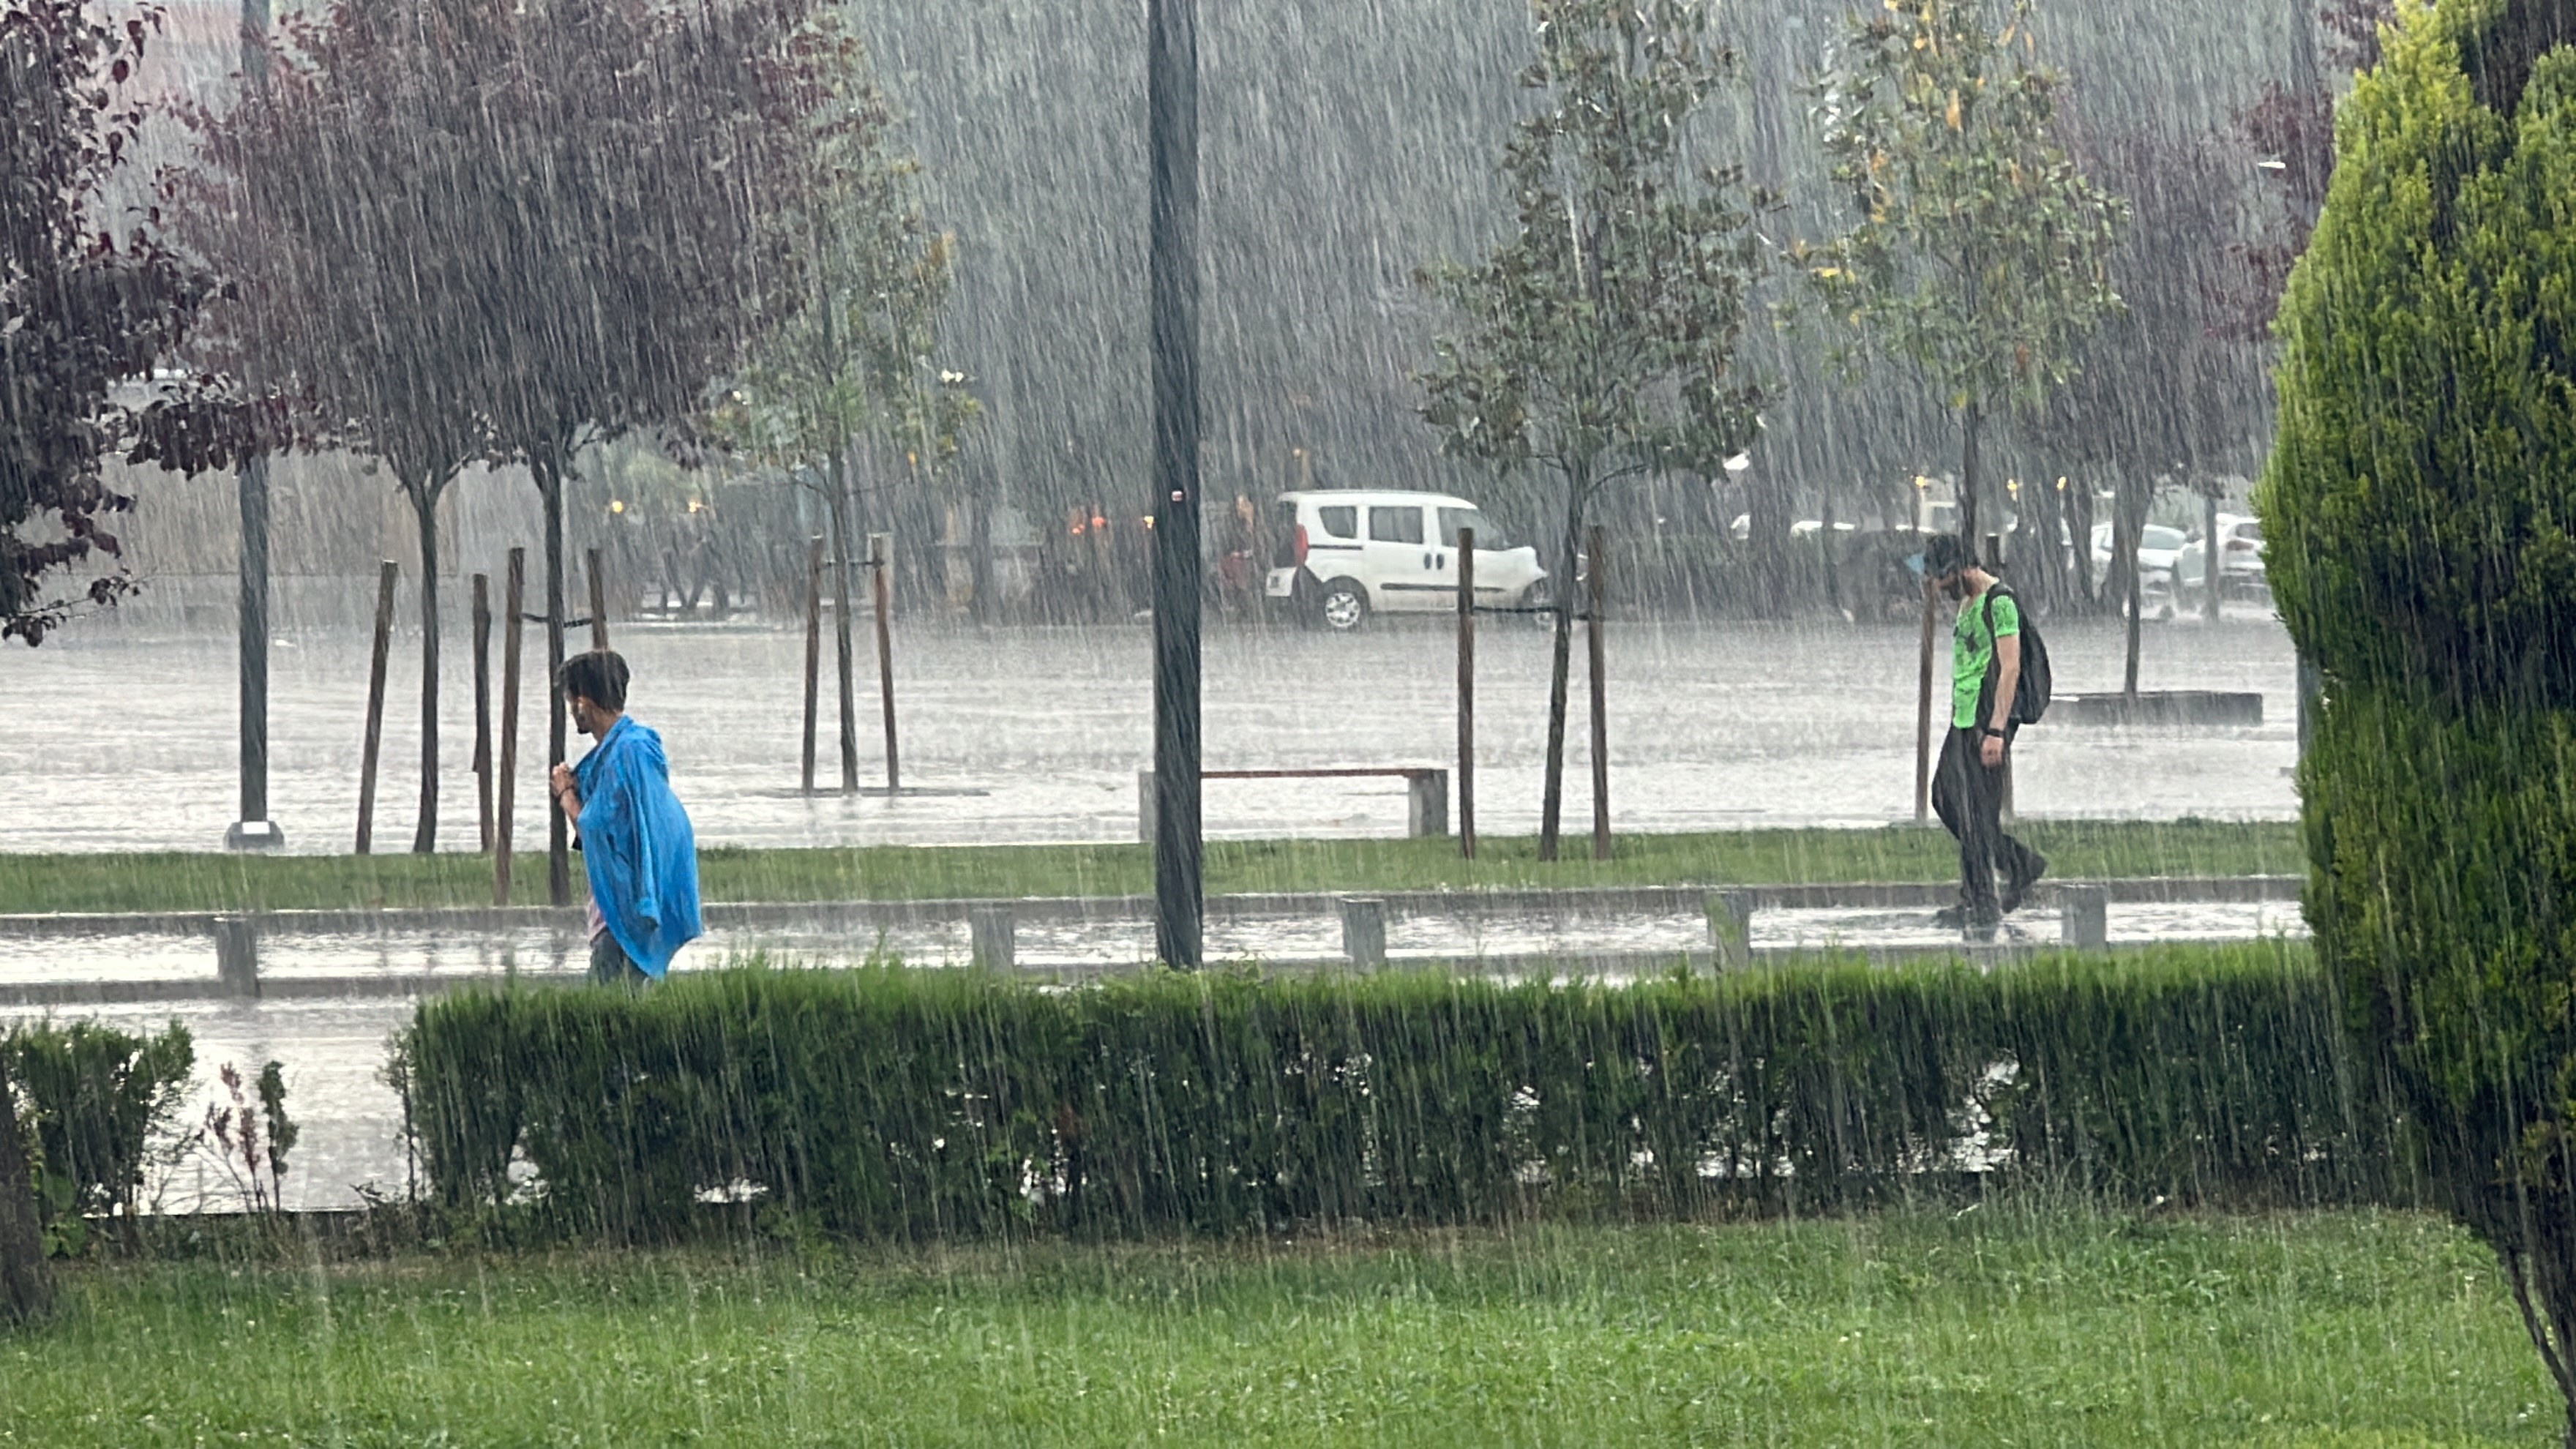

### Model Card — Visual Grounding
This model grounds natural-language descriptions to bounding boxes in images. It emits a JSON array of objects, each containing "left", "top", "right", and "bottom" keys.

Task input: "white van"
[{"left": 1266, "top": 490, "right": 1548, "bottom": 630}]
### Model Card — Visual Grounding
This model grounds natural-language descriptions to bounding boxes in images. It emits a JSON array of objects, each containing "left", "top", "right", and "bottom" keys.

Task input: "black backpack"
[{"left": 1981, "top": 584, "right": 2053, "bottom": 725}]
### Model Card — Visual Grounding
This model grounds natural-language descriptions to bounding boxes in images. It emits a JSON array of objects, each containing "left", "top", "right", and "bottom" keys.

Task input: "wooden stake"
[
  {"left": 471, "top": 572, "right": 493, "bottom": 853},
  {"left": 355, "top": 560, "right": 400, "bottom": 854},
  {"left": 1456, "top": 525, "right": 1476, "bottom": 861},
  {"left": 870, "top": 531, "right": 899, "bottom": 793},
  {"left": 1914, "top": 574, "right": 1938, "bottom": 823},
  {"left": 1587, "top": 525, "right": 1610, "bottom": 861},
  {"left": 495, "top": 549, "right": 525, "bottom": 905},
  {"left": 801, "top": 534, "right": 824, "bottom": 795},
  {"left": 586, "top": 545, "right": 610, "bottom": 651}
]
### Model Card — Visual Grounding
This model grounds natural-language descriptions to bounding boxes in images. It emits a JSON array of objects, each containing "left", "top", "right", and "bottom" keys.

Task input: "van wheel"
[{"left": 1317, "top": 579, "right": 1369, "bottom": 632}]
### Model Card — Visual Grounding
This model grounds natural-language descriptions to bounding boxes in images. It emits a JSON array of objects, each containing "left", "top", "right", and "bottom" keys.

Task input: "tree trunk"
[
  {"left": 2114, "top": 471, "right": 2148, "bottom": 697},
  {"left": 1958, "top": 402, "right": 1984, "bottom": 545},
  {"left": 408, "top": 481, "right": 443, "bottom": 854},
  {"left": 1538, "top": 465, "right": 1589, "bottom": 862},
  {"left": 827, "top": 442, "right": 861, "bottom": 794},
  {"left": 536, "top": 449, "right": 571, "bottom": 907},
  {"left": 2068, "top": 478, "right": 2097, "bottom": 604},
  {"left": 2203, "top": 487, "right": 2223, "bottom": 621},
  {"left": 1820, "top": 478, "right": 1842, "bottom": 618},
  {"left": 969, "top": 468, "right": 996, "bottom": 625},
  {"left": 0, "top": 1066, "right": 51, "bottom": 1325}
]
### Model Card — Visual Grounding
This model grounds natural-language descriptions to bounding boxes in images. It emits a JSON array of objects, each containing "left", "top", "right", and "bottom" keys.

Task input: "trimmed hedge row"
[
  {"left": 6, "top": 1019, "right": 195, "bottom": 1243},
  {"left": 402, "top": 944, "right": 2410, "bottom": 1241}
]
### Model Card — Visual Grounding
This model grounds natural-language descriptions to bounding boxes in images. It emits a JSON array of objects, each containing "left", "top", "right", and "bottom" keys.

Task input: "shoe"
[
  {"left": 2002, "top": 852, "right": 2050, "bottom": 914},
  {"left": 1933, "top": 904, "right": 2004, "bottom": 933}
]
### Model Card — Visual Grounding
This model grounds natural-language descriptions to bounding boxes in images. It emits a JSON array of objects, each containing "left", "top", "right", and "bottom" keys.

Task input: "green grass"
[
  {"left": 0, "top": 1209, "right": 2545, "bottom": 1447},
  {"left": 0, "top": 819, "right": 2302, "bottom": 913}
]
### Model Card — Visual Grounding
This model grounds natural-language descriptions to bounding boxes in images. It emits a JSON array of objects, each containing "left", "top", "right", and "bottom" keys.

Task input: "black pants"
[
  {"left": 588, "top": 933, "right": 653, "bottom": 988},
  {"left": 1931, "top": 725, "right": 2043, "bottom": 919}
]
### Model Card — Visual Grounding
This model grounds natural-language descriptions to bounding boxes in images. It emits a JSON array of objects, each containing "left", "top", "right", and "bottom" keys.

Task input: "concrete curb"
[{"left": 0, "top": 875, "right": 2302, "bottom": 939}]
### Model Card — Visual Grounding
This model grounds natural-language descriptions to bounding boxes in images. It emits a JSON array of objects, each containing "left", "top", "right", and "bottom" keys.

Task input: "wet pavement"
[{"left": 0, "top": 611, "right": 2298, "bottom": 853}]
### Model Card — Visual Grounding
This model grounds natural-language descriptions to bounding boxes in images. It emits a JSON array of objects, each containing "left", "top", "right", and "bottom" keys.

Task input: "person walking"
[
  {"left": 1922, "top": 535, "right": 2047, "bottom": 937},
  {"left": 549, "top": 649, "right": 703, "bottom": 985}
]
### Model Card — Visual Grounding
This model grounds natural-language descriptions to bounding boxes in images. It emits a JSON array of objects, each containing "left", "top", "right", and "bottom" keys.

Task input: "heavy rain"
[{"left": 4, "top": 0, "right": 2573, "bottom": 1442}]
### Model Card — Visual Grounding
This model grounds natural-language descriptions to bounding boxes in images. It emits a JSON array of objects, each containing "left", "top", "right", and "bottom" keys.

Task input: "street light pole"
[
  {"left": 1148, "top": 0, "right": 1202, "bottom": 968},
  {"left": 225, "top": 0, "right": 282, "bottom": 853}
]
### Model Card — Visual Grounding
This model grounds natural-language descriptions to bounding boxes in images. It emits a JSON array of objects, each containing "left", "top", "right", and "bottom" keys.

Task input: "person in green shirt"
[{"left": 1922, "top": 534, "right": 2047, "bottom": 936}]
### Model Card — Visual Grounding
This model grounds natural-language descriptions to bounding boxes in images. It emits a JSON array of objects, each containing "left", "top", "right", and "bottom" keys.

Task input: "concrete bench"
[{"left": 1137, "top": 768, "right": 1450, "bottom": 842}]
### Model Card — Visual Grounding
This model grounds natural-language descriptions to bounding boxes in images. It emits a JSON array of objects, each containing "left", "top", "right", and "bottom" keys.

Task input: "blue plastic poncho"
[{"left": 572, "top": 716, "right": 703, "bottom": 977}]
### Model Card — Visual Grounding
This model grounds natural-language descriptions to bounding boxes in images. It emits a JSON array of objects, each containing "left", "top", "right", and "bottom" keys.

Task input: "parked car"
[
  {"left": 2176, "top": 513, "right": 2269, "bottom": 600},
  {"left": 1265, "top": 490, "right": 1547, "bottom": 631}
]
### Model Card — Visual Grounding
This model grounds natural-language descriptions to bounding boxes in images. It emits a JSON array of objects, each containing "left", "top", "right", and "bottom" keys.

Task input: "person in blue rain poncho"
[{"left": 548, "top": 650, "right": 703, "bottom": 985}]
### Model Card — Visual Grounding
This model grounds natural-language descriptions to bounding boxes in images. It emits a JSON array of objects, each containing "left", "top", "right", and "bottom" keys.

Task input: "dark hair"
[
  {"left": 557, "top": 650, "right": 629, "bottom": 712},
  {"left": 1922, "top": 533, "right": 1977, "bottom": 580}
]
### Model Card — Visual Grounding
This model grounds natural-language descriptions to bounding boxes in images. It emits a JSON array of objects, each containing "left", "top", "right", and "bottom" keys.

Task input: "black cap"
[{"left": 1922, "top": 533, "right": 1976, "bottom": 580}]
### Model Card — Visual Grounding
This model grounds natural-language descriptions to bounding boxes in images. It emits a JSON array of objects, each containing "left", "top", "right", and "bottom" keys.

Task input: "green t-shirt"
[{"left": 1952, "top": 588, "right": 2021, "bottom": 730}]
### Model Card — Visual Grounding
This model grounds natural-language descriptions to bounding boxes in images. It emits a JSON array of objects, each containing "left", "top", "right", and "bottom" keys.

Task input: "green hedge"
[
  {"left": 400, "top": 945, "right": 2410, "bottom": 1242},
  {"left": 6, "top": 1019, "right": 195, "bottom": 1248}
]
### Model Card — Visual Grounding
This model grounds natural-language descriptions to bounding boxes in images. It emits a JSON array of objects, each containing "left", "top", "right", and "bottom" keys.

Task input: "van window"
[
  {"left": 1438, "top": 508, "right": 1505, "bottom": 549},
  {"left": 1368, "top": 506, "right": 1425, "bottom": 544},
  {"left": 1315, "top": 505, "right": 1358, "bottom": 539}
]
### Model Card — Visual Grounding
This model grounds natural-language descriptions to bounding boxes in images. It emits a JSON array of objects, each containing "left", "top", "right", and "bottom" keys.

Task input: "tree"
[
  {"left": 184, "top": 7, "right": 500, "bottom": 852},
  {"left": 2262, "top": 1, "right": 2576, "bottom": 1439},
  {"left": 2045, "top": 121, "right": 2266, "bottom": 678},
  {"left": 1802, "top": 0, "right": 2124, "bottom": 547},
  {"left": 465, "top": 0, "right": 833, "bottom": 900},
  {"left": 0, "top": 0, "right": 231, "bottom": 644},
  {"left": 206, "top": 0, "right": 832, "bottom": 890},
  {"left": 716, "top": 22, "right": 977, "bottom": 788},
  {"left": 1416, "top": 0, "right": 1768, "bottom": 861}
]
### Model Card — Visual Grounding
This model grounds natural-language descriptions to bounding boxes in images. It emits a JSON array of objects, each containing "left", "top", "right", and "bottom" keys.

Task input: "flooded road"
[{"left": 0, "top": 610, "right": 2298, "bottom": 853}]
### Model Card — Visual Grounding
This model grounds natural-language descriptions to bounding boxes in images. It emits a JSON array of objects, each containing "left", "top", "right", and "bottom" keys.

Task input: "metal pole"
[
  {"left": 495, "top": 549, "right": 524, "bottom": 905},
  {"left": 1148, "top": 0, "right": 1203, "bottom": 968},
  {"left": 801, "top": 534, "right": 823, "bottom": 794},
  {"left": 1456, "top": 525, "right": 1476, "bottom": 860},
  {"left": 869, "top": 531, "right": 900, "bottom": 793},
  {"left": 543, "top": 465, "right": 570, "bottom": 906},
  {"left": 356, "top": 560, "right": 399, "bottom": 855},
  {"left": 225, "top": 0, "right": 277, "bottom": 855},
  {"left": 1587, "top": 525, "right": 1610, "bottom": 861}
]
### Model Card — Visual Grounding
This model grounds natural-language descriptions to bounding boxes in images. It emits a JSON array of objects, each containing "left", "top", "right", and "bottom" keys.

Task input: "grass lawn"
[
  {"left": 0, "top": 1208, "right": 2547, "bottom": 1448},
  {"left": 0, "top": 818, "right": 2302, "bottom": 914}
]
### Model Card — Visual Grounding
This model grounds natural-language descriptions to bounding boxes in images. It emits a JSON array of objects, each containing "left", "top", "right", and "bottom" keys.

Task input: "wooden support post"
[
  {"left": 472, "top": 573, "right": 494, "bottom": 853},
  {"left": 355, "top": 560, "right": 399, "bottom": 855},
  {"left": 1586, "top": 525, "right": 1610, "bottom": 861},
  {"left": 869, "top": 532, "right": 899, "bottom": 793},
  {"left": 1914, "top": 575, "right": 1938, "bottom": 823},
  {"left": 495, "top": 549, "right": 525, "bottom": 906},
  {"left": 969, "top": 905, "right": 1016, "bottom": 970},
  {"left": 586, "top": 546, "right": 610, "bottom": 651},
  {"left": 1456, "top": 525, "right": 1476, "bottom": 859},
  {"left": 801, "top": 535, "right": 824, "bottom": 795},
  {"left": 1707, "top": 889, "right": 1756, "bottom": 970},
  {"left": 1338, "top": 897, "right": 1387, "bottom": 968}
]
